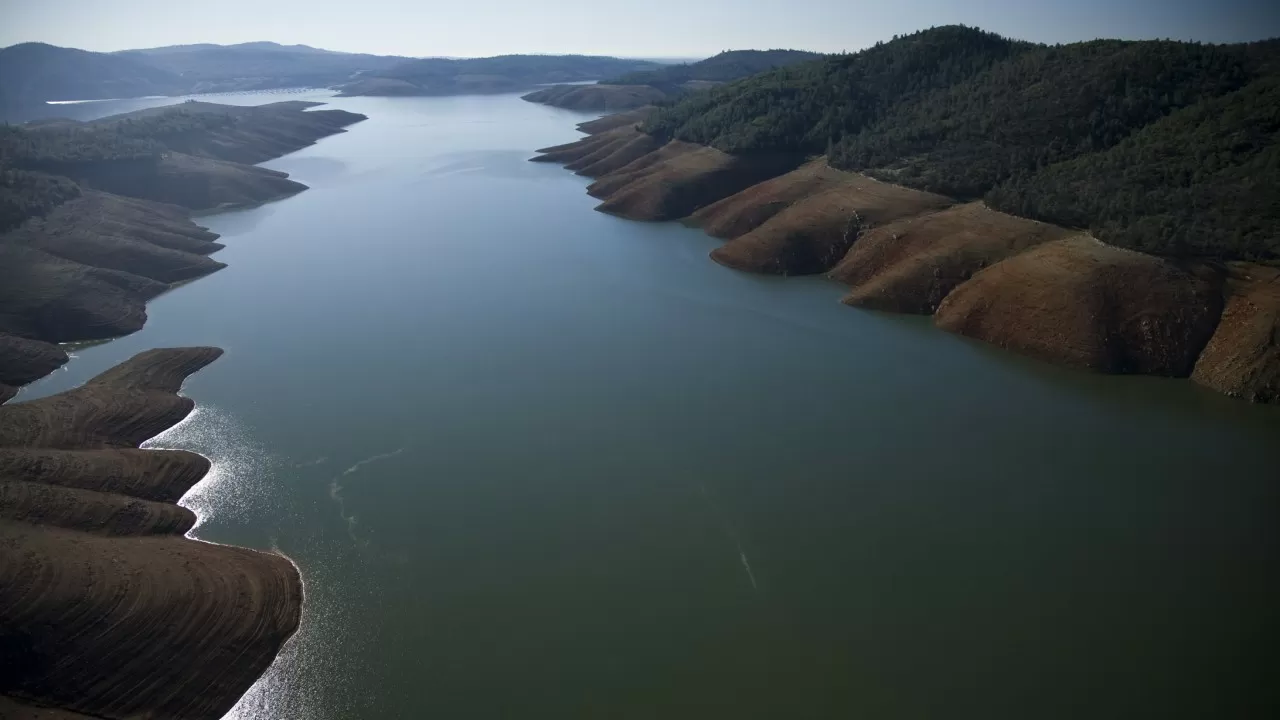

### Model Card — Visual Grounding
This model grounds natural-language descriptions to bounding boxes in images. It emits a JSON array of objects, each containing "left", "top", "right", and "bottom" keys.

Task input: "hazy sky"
[{"left": 3, "top": 0, "right": 1278, "bottom": 57}]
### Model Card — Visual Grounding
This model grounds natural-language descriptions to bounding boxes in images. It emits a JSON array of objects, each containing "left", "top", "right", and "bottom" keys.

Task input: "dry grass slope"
[
  {"left": 1191, "top": 264, "right": 1280, "bottom": 401},
  {"left": 934, "top": 237, "right": 1224, "bottom": 375},
  {"left": 522, "top": 84, "right": 667, "bottom": 111},
  {"left": 533, "top": 108, "right": 1276, "bottom": 402},
  {"left": 831, "top": 202, "right": 1075, "bottom": 313},
  {"left": 0, "top": 348, "right": 302, "bottom": 720},
  {"left": 700, "top": 161, "right": 952, "bottom": 275},
  {"left": 0, "top": 101, "right": 366, "bottom": 397}
]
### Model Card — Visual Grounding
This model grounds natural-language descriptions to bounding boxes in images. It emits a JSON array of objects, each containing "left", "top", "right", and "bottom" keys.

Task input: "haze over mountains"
[
  {"left": 523, "top": 49, "right": 823, "bottom": 110},
  {"left": 0, "top": 41, "right": 675, "bottom": 119}
]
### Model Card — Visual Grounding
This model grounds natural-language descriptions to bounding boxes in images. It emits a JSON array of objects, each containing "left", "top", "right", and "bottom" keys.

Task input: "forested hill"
[
  {"left": 0, "top": 43, "right": 185, "bottom": 115},
  {"left": 604, "top": 50, "right": 823, "bottom": 90},
  {"left": 339, "top": 55, "right": 662, "bottom": 96},
  {"left": 643, "top": 26, "right": 1280, "bottom": 263}
]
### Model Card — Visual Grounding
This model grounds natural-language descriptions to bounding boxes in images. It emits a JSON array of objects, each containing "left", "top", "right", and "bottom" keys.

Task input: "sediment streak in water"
[{"left": 328, "top": 448, "right": 405, "bottom": 546}]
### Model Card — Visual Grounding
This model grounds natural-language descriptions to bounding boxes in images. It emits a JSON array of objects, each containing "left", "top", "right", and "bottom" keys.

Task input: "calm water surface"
[{"left": 21, "top": 91, "right": 1280, "bottom": 719}]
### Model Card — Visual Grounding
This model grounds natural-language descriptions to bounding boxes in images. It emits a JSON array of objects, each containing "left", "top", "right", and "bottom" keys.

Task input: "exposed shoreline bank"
[
  {"left": 0, "top": 100, "right": 367, "bottom": 404},
  {"left": 0, "top": 348, "right": 301, "bottom": 719},
  {"left": 533, "top": 109, "right": 1278, "bottom": 404},
  {"left": 0, "top": 99, "right": 365, "bottom": 717}
]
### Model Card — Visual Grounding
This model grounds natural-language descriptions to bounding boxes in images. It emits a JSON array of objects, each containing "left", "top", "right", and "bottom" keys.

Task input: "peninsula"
[
  {"left": 533, "top": 27, "right": 1279, "bottom": 403},
  {"left": 0, "top": 347, "right": 295, "bottom": 720},
  {"left": 0, "top": 100, "right": 366, "bottom": 400},
  {"left": 0, "top": 99, "right": 363, "bottom": 717}
]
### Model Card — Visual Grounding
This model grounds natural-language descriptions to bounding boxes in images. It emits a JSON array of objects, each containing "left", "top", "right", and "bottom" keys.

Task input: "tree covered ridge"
[
  {"left": 642, "top": 26, "right": 1280, "bottom": 262},
  {"left": 985, "top": 75, "right": 1280, "bottom": 261},
  {"left": 604, "top": 50, "right": 823, "bottom": 90}
]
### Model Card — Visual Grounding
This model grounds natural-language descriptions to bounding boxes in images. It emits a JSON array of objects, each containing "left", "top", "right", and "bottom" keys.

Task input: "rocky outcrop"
[
  {"left": 522, "top": 84, "right": 668, "bottom": 111},
  {"left": 1191, "top": 264, "right": 1280, "bottom": 402},
  {"left": 0, "top": 348, "right": 302, "bottom": 720},
  {"left": 694, "top": 160, "right": 952, "bottom": 275},
  {"left": 934, "top": 237, "right": 1223, "bottom": 375},
  {"left": 830, "top": 202, "right": 1075, "bottom": 313}
]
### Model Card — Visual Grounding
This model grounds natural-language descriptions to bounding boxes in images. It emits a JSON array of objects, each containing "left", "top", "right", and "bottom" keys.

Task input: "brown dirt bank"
[
  {"left": 522, "top": 84, "right": 668, "bottom": 111},
  {"left": 1191, "top": 264, "right": 1280, "bottom": 402},
  {"left": 697, "top": 160, "right": 951, "bottom": 275},
  {"left": 585, "top": 141, "right": 801, "bottom": 222},
  {"left": 0, "top": 101, "right": 363, "bottom": 398},
  {"left": 0, "top": 337, "right": 67, "bottom": 404},
  {"left": 831, "top": 202, "right": 1076, "bottom": 313},
  {"left": 934, "top": 237, "right": 1223, "bottom": 375},
  {"left": 535, "top": 109, "right": 1275, "bottom": 403},
  {"left": 0, "top": 348, "right": 302, "bottom": 720},
  {"left": 576, "top": 107, "right": 654, "bottom": 135}
]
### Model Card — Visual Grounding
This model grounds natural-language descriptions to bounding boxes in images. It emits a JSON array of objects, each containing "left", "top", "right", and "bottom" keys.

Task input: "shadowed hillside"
[
  {"left": 117, "top": 41, "right": 409, "bottom": 93},
  {"left": 0, "top": 101, "right": 365, "bottom": 399},
  {"left": 0, "top": 43, "right": 184, "bottom": 117}
]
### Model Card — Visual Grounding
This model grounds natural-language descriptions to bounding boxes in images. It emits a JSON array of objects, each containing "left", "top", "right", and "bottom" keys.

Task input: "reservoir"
[{"left": 22, "top": 90, "right": 1280, "bottom": 719}]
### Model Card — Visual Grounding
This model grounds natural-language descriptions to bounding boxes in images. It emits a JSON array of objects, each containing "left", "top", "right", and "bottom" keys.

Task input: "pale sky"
[{"left": 2, "top": 0, "right": 1278, "bottom": 57}]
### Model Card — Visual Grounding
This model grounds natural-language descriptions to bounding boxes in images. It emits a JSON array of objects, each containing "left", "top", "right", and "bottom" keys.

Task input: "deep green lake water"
[{"left": 20, "top": 91, "right": 1280, "bottom": 719}]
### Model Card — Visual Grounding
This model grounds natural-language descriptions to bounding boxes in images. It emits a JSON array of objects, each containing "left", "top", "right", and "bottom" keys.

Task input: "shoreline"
[
  {"left": 0, "top": 99, "right": 364, "bottom": 716},
  {"left": 532, "top": 109, "right": 1279, "bottom": 404},
  {"left": 0, "top": 100, "right": 367, "bottom": 404},
  {"left": 0, "top": 348, "right": 302, "bottom": 719}
]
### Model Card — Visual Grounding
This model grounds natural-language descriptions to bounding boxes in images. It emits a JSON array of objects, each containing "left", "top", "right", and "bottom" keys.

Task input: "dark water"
[{"left": 21, "top": 91, "right": 1280, "bottom": 719}]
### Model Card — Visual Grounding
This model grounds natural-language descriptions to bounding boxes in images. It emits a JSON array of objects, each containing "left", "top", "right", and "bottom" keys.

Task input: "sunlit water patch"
[{"left": 143, "top": 405, "right": 384, "bottom": 718}]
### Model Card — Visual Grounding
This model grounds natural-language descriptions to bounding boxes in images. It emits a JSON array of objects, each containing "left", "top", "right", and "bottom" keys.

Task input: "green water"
[{"left": 21, "top": 91, "right": 1280, "bottom": 719}]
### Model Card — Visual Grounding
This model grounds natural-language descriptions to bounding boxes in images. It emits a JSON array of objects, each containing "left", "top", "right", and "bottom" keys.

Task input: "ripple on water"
[{"left": 143, "top": 404, "right": 380, "bottom": 719}]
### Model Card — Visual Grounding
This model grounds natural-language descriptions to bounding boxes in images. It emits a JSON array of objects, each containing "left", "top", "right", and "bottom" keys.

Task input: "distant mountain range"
[
  {"left": 0, "top": 41, "right": 677, "bottom": 120},
  {"left": 116, "top": 42, "right": 411, "bottom": 93},
  {"left": 522, "top": 49, "right": 823, "bottom": 111},
  {"left": 334, "top": 55, "right": 666, "bottom": 97}
]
